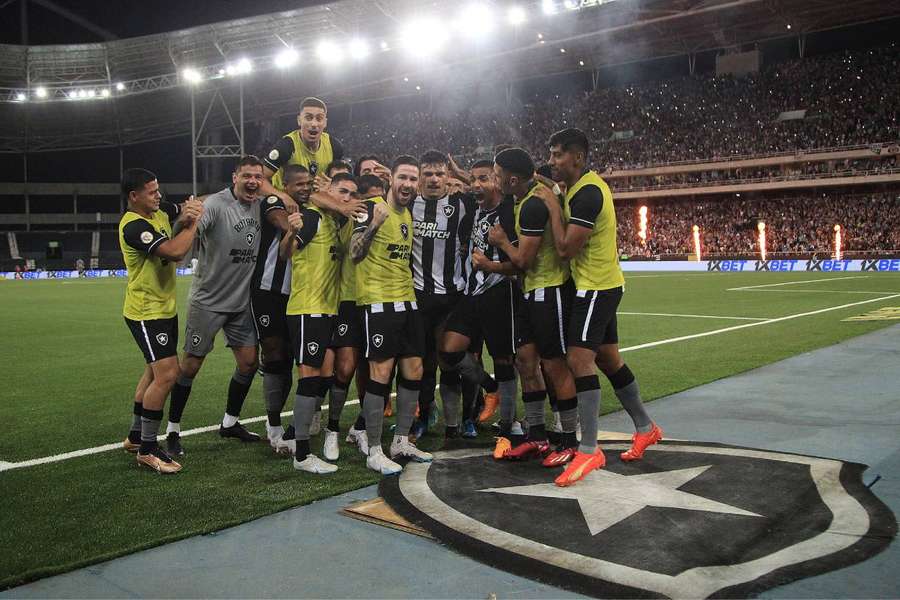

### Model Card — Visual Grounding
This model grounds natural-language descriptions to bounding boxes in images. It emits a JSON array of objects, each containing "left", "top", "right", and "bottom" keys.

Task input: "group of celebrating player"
[{"left": 118, "top": 96, "right": 663, "bottom": 488}]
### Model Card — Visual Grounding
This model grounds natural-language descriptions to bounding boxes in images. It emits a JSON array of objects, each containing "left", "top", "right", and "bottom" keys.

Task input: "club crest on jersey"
[
  {"left": 338, "top": 324, "right": 348, "bottom": 336},
  {"left": 246, "top": 232, "right": 255, "bottom": 246},
  {"left": 372, "top": 334, "right": 384, "bottom": 348},
  {"left": 268, "top": 149, "right": 279, "bottom": 161},
  {"left": 379, "top": 442, "right": 897, "bottom": 599},
  {"left": 479, "top": 220, "right": 491, "bottom": 235},
  {"left": 259, "top": 315, "right": 270, "bottom": 327},
  {"left": 191, "top": 334, "right": 202, "bottom": 347},
  {"left": 155, "top": 333, "right": 169, "bottom": 346},
  {"left": 266, "top": 196, "right": 278, "bottom": 205},
  {"left": 400, "top": 223, "right": 409, "bottom": 240},
  {"left": 307, "top": 342, "right": 319, "bottom": 355},
  {"left": 442, "top": 204, "right": 455, "bottom": 218}
]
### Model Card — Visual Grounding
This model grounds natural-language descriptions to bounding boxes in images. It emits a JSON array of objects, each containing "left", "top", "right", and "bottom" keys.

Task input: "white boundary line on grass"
[
  {"left": 3, "top": 292, "right": 899, "bottom": 473},
  {"left": 730, "top": 289, "right": 900, "bottom": 295},
  {"left": 727, "top": 275, "right": 870, "bottom": 291},
  {"left": 619, "top": 311, "right": 768, "bottom": 321}
]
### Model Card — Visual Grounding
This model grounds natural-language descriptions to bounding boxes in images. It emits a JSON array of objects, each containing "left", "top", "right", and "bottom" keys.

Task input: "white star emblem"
[{"left": 480, "top": 466, "right": 763, "bottom": 536}]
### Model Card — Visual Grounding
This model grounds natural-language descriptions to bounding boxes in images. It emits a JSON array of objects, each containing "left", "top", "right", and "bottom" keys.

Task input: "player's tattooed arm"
[{"left": 350, "top": 202, "right": 388, "bottom": 262}]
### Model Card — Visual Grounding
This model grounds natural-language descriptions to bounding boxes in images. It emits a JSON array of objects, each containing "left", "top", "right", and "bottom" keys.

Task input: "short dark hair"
[
  {"left": 331, "top": 172, "right": 357, "bottom": 187},
  {"left": 357, "top": 174, "right": 385, "bottom": 194},
  {"left": 548, "top": 128, "right": 590, "bottom": 158},
  {"left": 300, "top": 97, "right": 327, "bottom": 113},
  {"left": 283, "top": 163, "right": 309, "bottom": 183},
  {"left": 326, "top": 160, "right": 353, "bottom": 177},
  {"left": 122, "top": 168, "right": 157, "bottom": 197},
  {"left": 494, "top": 148, "right": 535, "bottom": 179},
  {"left": 419, "top": 149, "right": 447, "bottom": 167},
  {"left": 234, "top": 155, "right": 264, "bottom": 173},
  {"left": 471, "top": 159, "right": 494, "bottom": 170},
  {"left": 493, "top": 144, "right": 513, "bottom": 156},
  {"left": 354, "top": 154, "right": 382, "bottom": 177},
  {"left": 391, "top": 155, "right": 419, "bottom": 174}
]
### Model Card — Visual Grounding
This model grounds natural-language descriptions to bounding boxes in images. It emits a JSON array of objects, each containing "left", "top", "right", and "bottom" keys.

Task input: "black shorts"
[
  {"left": 445, "top": 280, "right": 516, "bottom": 359},
  {"left": 415, "top": 290, "right": 460, "bottom": 355},
  {"left": 568, "top": 287, "right": 622, "bottom": 350},
  {"left": 361, "top": 302, "right": 425, "bottom": 361},
  {"left": 515, "top": 282, "right": 573, "bottom": 359},
  {"left": 331, "top": 300, "right": 363, "bottom": 349},
  {"left": 125, "top": 316, "right": 179, "bottom": 364},
  {"left": 286, "top": 314, "right": 335, "bottom": 369},
  {"left": 250, "top": 288, "right": 289, "bottom": 343}
]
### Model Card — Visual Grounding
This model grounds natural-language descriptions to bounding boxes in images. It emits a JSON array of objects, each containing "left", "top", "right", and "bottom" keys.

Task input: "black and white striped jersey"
[
  {"left": 411, "top": 193, "right": 475, "bottom": 295},
  {"left": 251, "top": 196, "right": 291, "bottom": 296},
  {"left": 464, "top": 197, "right": 518, "bottom": 296}
]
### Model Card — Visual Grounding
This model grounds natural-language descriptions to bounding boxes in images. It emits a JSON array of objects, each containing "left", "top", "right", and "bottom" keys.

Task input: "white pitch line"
[
  {"left": 620, "top": 293, "right": 900, "bottom": 353},
  {"left": 727, "top": 275, "right": 870, "bottom": 291},
  {"left": 729, "top": 289, "right": 900, "bottom": 295},
  {"left": 5, "top": 292, "right": 899, "bottom": 473},
  {"left": 619, "top": 311, "right": 768, "bottom": 321},
  {"left": 0, "top": 398, "right": 362, "bottom": 473}
]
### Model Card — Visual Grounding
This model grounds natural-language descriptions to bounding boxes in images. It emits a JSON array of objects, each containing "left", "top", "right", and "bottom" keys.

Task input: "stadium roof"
[{"left": 1, "top": 0, "right": 898, "bottom": 153}]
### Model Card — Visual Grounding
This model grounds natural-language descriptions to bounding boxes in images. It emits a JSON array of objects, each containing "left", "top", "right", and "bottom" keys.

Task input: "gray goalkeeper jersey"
[{"left": 188, "top": 187, "right": 261, "bottom": 313}]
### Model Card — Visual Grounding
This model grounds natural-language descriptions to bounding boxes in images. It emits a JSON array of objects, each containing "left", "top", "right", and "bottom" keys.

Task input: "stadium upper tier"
[{"left": 1, "top": 0, "right": 898, "bottom": 153}]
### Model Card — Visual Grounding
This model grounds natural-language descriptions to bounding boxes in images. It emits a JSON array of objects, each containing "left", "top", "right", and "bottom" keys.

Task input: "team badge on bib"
[
  {"left": 442, "top": 204, "right": 455, "bottom": 218},
  {"left": 400, "top": 224, "right": 409, "bottom": 240},
  {"left": 372, "top": 334, "right": 384, "bottom": 348},
  {"left": 259, "top": 315, "right": 270, "bottom": 327},
  {"left": 268, "top": 149, "right": 279, "bottom": 161},
  {"left": 140, "top": 231, "right": 154, "bottom": 244},
  {"left": 191, "top": 334, "right": 202, "bottom": 347},
  {"left": 155, "top": 333, "right": 169, "bottom": 346},
  {"left": 338, "top": 324, "right": 348, "bottom": 336},
  {"left": 307, "top": 342, "right": 319, "bottom": 355}
]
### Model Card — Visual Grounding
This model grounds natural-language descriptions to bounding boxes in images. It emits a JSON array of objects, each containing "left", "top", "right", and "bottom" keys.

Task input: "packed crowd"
[
  {"left": 331, "top": 45, "right": 899, "bottom": 169},
  {"left": 616, "top": 192, "right": 900, "bottom": 256}
]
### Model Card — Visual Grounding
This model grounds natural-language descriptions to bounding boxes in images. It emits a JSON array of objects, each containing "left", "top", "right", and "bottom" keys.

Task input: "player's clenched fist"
[
  {"left": 371, "top": 201, "right": 389, "bottom": 227},
  {"left": 181, "top": 196, "right": 204, "bottom": 224},
  {"left": 287, "top": 211, "right": 304, "bottom": 234},
  {"left": 487, "top": 223, "right": 506, "bottom": 246}
]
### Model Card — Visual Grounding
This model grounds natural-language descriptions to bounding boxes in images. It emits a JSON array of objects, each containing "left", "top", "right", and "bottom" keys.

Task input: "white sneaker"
[
  {"left": 511, "top": 420, "right": 525, "bottom": 436},
  {"left": 367, "top": 447, "right": 403, "bottom": 475},
  {"left": 323, "top": 429, "right": 340, "bottom": 461},
  {"left": 390, "top": 436, "right": 433, "bottom": 463},
  {"left": 275, "top": 437, "right": 295, "bottom": 456},
  {"left": 267, "top": 426, "right": 285, "bottom": 452},
  {"left": 309, "top": 412, "right": 322, "bottom": 437},
  {"left": 346, "top": 427, "right": 369, "bottom": 456},
  {"left": 293, "top": 454, "right": 338, "bottom": 474}
]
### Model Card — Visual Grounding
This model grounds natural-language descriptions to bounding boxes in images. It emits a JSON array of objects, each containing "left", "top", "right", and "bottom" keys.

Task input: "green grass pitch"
[{"left": 1, "top": 271, "right": 899, "bottom": 588}]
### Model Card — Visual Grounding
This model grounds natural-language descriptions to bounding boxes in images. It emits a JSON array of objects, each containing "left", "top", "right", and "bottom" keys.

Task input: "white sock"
[
  {"left": 166, "top": 422, "right": 181, "bottom": 434},
  {"left": 222, "top": 414, "right": 239, "bottom": 428}
]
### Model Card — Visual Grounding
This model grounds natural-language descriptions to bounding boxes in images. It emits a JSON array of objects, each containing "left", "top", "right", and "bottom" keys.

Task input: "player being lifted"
[
  {"left": 119, "top": 168, "right": 203, "bottom": 473},
  {"left": 351, "top": 156, "right": 433, "bottom": 475},
  {"left": 488, "top": 148, "right": 581, "bottom": 466},
  {"left": 542, "top": 128, "right": 663, "bottom": 486}
]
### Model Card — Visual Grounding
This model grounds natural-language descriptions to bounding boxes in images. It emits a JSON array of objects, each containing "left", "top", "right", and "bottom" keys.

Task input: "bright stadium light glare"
[
  {"left": 458, "top": 3, "right": 494, "bottom": 37},
  {"left": 401, "top": 18, "right": 448, "bottom": 56},
  {"left": 35, "top": 87, "right": 47, "bottom": 98},
  {"left": 227, "top": 58, "right": 252, "bottom": 75},
  {"left": 101, "top": 88, "right": 110, "bottom": 98},
  {"left": 87, "top": 89, "right": 96, "bottom": 98},
  {"left": 275, "top": 48, "right": 300, "bottom": 69},
  {"left": 16, "top": 92, "right": 26, "bottom": 101},
  {"left": 115, "top": 82, "right": 126, "bottom": 91},
  {"left": 316, "top": 40, "right": 343, "bottom": 62},
  {"left": 507, "top": 6, "right": 527, "bottom": 25},
  {"left": 579, "top": 60, "right": 585, "bottom": 66},
  {"left": 542, "top": 0, "right": 558, "bottom": 15},
  {"left": 563, "top": 0, "right": 579, "bottom": 9},
  {"left": 349, "top": 38, "right": 370, "bottom": 60},
  {"left": 182, "top": 68, "right": 203, "bottom": 84},
  {"left": 380, "top": 40, "right": 389, "bottom": 51},
  {"left": 77, "top": 89, "right": 87, "bottom": 98}
]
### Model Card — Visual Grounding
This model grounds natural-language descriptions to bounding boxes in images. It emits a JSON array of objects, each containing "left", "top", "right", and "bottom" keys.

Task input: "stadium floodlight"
[
  {"left": 275, "top": 48, "right": 300, "bottom": 69},
  {"left": 459, "top": 3, "right": 494, "bottom": 37},
  {"left": 316, "top": 40, "right": 343, "bottom": 62},
  {"left": 380, "top": 40, "right": 389, "bottom": 51},
  {"left": 16, "top": 92, "right": 26, "bottom": 101},
  {"left": 101, "top": 88, "right": 110, "bottom": 98},
  {"left": 87, "top": 89, "right": 96, "bottom": 98},
  {"left": 563, "top": 0, "right": 579, "bottom": 9},
  {"left": 226, "top": 58, "right": 252, "bottom": 76},
  {"left": 182, "top": 68, "right": 203, "bottom": 84},
  {"left": 35, "top": 87, "right": 47, "bottom": 98},
  {"left": 401, "top": 18, "right": 448, "bottom": 56},
  {"left": 76, "top": 89, "right": 86, "bottom": 98},
  {"left": 415, "top": 85, "right": 421, "bottom": 91},
  {"left": 542, "top": 0, "right": 558, "bottom": 15},
  {"left": 349, "top": 38, "right": 370, "bottom": 60},
  {"left": 560, "top": 47, "right": 566, "bottom": 53},
  {"left": 115, "top": 82, "right": 126, "bottom": 91},
  {"left": 403, "top": 76, "right": 409, "bottom": 82},
  {"left": 507, "top": 6, "right": 527, "bottom": 25},
  {"left": 579, "top": 59, "right": 585, "bottom": 66}
]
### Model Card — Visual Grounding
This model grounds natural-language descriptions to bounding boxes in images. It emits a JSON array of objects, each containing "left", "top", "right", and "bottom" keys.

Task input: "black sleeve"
[
  {"left": 335, "top": 214, "right": 349, "bottom": 228},
  {"left": 568, "top": 185, "right": 603, "bottom": 229},
  {"left": 331, "top": 137, "right": 344, "bottom": 161},
  {"left": 499, "top": 200, "right": 519, "bottom": 245},
  {"left": 262, "top": 195, "right": 287, "bottom": 215},
  {"left": 160, "top": 201, "right": 180, "bottom": 222},
  {"left": 294, "top": 208, "right": 321, "bottom": 250},
  {"left": 457, "top": 192, "right": 477, "bottom": 215},
  {"left": 264, "top": 136, "right": 296, "bottom": 172},
  {"left": 122, "top": 219, "right": 168, "bottom": 255},
  {"left": 353, "top": 200, "right": 377, "bottom": 233},
  {"left": 518, "top": 196, "right": 549, "bottom": 237}
]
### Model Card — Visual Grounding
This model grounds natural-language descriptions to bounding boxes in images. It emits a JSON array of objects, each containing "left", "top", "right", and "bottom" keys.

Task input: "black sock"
[
  {"left": 296, "top": 439, "right": 310, "bottom": 461},
  {"left": 499, "top": 421, "right": 513, "bottom": 438},
  {"left": 267, "top": 410, "right": 282, "bottom": 427},
  {"left": 226, "top": 369, "right": 255, "bottom": 418},
  {"left": 445, "top": 425, "right": 459, "bottom": 438},
  {"left": 169, "top": 380, "right": 192, "bottom": 424},
  {"left": 561, "top": 431, "right": 578, "bottom": 449},
  {"left": 328, "top": 418, "right": 340, "bottom": 433},
  {"left": 528, "top": 423, "right": 547, "bottom": 442}
]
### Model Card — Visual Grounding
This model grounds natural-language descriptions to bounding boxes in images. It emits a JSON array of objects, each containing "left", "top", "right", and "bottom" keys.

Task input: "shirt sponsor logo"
[{"left": 413, "top": 221, "right": 450, "bottom": 239}]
